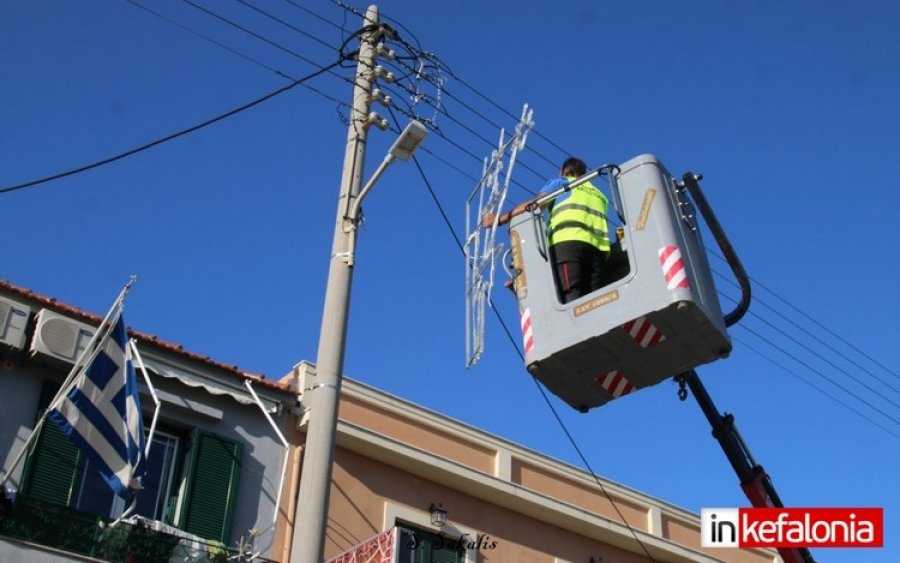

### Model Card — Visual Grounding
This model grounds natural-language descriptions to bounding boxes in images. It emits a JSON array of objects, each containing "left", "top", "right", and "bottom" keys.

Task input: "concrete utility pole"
[{"left": 291, "top": 6, "right": 380, "bottom": 563}]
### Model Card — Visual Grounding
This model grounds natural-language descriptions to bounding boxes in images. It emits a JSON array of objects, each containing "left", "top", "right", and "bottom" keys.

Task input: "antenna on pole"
[{"left": 464, "top": 104, "right": 534, "bottom": 367}]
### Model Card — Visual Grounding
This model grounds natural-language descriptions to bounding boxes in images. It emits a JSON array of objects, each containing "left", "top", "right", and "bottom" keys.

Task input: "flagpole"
[
  {"left": 45, "top": 276, "right": 137, "bottom": 413},
  {"left": 1, "top": 276, "right": 137, "bottom": 490},
  {"left": 129, "top": 339, "right": 160, "bottom": 457}
]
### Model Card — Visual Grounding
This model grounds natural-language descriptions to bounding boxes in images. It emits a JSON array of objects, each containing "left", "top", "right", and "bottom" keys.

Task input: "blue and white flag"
[{"left": 47, "top": 315, "right": 146, "bottom": 499}]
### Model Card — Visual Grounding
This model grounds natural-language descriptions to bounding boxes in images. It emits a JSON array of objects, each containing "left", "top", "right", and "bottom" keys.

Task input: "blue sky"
[{"left": 3, "top": 1, "right": 898, "bottom": 560}]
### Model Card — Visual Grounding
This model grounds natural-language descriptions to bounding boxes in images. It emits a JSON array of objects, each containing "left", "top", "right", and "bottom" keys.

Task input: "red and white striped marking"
[
  {"left": 520, "top": 308, "right": 535, "bottom": 353},
  {"left": 596, "top": 371, "right": 636, "bottom": 398},
  {"left": 659, "top": 245, "right": 690, "bottom": 290},
  {"left": 622, "top": 316, "right": 666, "bottom": 348}
]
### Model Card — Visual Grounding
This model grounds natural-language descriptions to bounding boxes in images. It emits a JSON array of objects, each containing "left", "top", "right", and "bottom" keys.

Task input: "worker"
[{"left": 483, "top": 157, "right": 611, "bottom": 303}]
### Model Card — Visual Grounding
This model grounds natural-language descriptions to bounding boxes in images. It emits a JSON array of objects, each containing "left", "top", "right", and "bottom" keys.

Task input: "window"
[
  {"left": 397, "top": 526, "right": 464, "bottom": 563},
  {"left": 21, "top": 382, "right": 244, "bottom": 544},
  {"left": 72, "top": 431, "right": 179, "bottom": 521}
]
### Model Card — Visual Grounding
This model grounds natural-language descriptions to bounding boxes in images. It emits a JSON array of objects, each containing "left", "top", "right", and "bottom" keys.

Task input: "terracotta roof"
[{"left": 0, "top": 279, "right": 290, "bottom": 394}]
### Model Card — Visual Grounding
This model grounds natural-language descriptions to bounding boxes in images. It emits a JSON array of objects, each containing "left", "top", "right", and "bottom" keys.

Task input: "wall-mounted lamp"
[{"left": 429, "top": 503, "right": 447, "bottom": 527}]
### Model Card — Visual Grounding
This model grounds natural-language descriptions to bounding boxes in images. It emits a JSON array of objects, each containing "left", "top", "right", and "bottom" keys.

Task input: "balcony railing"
[{"left": 0, "top": 494, "right": 231, "bottom": 562}]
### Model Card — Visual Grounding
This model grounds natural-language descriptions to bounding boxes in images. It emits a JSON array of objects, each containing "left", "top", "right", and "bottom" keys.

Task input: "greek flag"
[{"left": 47, "top": 314, "right": 146, "bottom": 499}]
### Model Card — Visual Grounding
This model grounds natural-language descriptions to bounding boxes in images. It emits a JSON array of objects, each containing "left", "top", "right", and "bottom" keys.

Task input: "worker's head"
[{"left": 561, "top": 157, "right": 587, "bottom": 177}]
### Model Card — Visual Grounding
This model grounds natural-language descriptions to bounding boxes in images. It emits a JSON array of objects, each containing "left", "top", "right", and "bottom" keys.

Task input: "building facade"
[
  {"left": 285, "top": 363, "right": 778, "bottom": 563},
  {"left": 0, "top": 281, "right": 297, "bottom": 562},
  {"left": 1, "top": 280, "right": 778, "bottom": 562}
]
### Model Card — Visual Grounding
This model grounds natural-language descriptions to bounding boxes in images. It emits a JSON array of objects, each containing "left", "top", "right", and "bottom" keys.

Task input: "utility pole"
[{"left": 291, "top": 6, "right": 380, "bottom": 563}]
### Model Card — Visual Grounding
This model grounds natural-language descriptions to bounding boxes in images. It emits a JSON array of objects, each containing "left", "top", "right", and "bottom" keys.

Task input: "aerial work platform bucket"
[{"left": 508, "top": 154, "right": 730, "bottom": 412}]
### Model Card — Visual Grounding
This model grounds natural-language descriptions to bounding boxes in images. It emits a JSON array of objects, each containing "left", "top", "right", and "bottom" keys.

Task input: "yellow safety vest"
[{"left": 548, "top": 179, "right": 611, "bottom": 252}]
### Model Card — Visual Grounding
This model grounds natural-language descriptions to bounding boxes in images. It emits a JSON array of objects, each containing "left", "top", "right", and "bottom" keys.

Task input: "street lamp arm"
[{"left": 342, "top": 120, "right": 428, "bottom": 266}]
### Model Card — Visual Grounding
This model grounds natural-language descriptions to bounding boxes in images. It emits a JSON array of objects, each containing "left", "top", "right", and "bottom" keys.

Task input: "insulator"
[
  {"left": 366, "top": 112, "right": 389, "bottom": 130},
  {"left": 371, "top": 88, "right": 392, "bottom": 107},
  {"left": 375, "top": 42, "right": 396, "bottom": 60},
  {"left": 373, "top": 65, "right": 395, "bottom": 83}
]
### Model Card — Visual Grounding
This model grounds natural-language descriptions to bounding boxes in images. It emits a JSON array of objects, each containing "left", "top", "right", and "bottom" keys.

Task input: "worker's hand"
[
  {"left": 482, "top": 211, "right": 498, "bottom": 228},
  {"left": 542, "top": 177, "right": 568, "bottom": 191}
]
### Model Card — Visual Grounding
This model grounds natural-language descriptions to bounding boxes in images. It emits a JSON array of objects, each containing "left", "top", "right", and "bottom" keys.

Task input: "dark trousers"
[{"left": 550, "top": 241, "right": 608, "bottom": 303}]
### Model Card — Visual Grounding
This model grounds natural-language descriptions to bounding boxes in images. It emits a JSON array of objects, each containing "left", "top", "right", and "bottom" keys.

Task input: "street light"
[
  {"left": 345, "top": 120, "right": 427, "bottom": 266},
  {"left": 388, "top": 120, "right": 428, "bottom": 161}
]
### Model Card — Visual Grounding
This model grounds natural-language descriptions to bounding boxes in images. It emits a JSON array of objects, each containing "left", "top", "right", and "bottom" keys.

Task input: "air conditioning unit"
[
  {"left": 30, "top": 309, "right": 96, "bottom": 365},
  {"left": 0, "top": 297, "right": 31, "bottom": 350}
]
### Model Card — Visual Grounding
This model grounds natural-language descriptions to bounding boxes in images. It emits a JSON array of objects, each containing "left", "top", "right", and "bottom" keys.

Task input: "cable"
[
  {"left": 233, "top": 0, "right": 334, "bottom": 51},
  {"left": 177, "top": 0, "right": 554, "bottom": 199},
  {"left": 123, "top": 0, "right": 290, "bottom": 79},
  {"left": 729, "top": 309, "right": 900, "bottom": 427},
  {"left": 180, "top": 0, "right": 422, "bottom": 131},
  {"left": 709, "top": 254, "right": 900, "bottom": 398},
  {"left": 278, "top": 0, "right": 344, "bottom": 33},
  {"left": 713, "top": 269, "right": 900, "bottom": 400},
  {"left": 175, "top": 0, "right": 900, "bottom": 485},
  {"left": 379, "top": 51, "right": 556, "bottom": 180},
  {"left": 388, "top": 110, "right": 660, "bottom": 562},
  {"left": 0, "top": 58, "right": 346, "bottom": 195},
  {"left": 730, "top": 254, "right": 900, "bottom": 385},
  {"left": 181, "top": 0, "right": 337, "bottom": 70},
  {"left": 122, "top": 0, "right": 353, "bottom": 112},
  {"left": 731, "top": 333, "right": 900, "bottom": 440},
  {"left": 56, "top": 0, "right": 898, "bottom": 553},
  {"left": 124, "top": 0, "right": 504, "bottom": 193},
  {"left": 405, "top": 47, "right": 573, "bottom": 162}
]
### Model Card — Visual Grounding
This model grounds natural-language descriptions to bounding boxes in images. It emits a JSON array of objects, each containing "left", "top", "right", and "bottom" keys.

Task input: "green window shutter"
[
  {"left": 426, "top": 534, "right": 463, "bottom": 563},
  {"left": 403, "top": 528, "right": 463, "bottom": 563},
  {"left": 179, "top": 428, "right": 243, "bottom": 543},
  {"left": 20, "top": 381, "right": 81, "bottom": 506},
  {"left": 21, "top": 421, "right": 82, "bottom": 505}
]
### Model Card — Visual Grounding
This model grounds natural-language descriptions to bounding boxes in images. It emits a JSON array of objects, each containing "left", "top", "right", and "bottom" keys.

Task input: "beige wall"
[
  {"left": 288, "top": 374, "right": 777, "bottom": 563},
  {"left": 326, "top": 448, "right": 655, "bottom": 563}
]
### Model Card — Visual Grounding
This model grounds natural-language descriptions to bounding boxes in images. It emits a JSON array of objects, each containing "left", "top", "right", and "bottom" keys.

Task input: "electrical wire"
[
  {"left": 181, "top": 0, "right": 337, "bottom": 71},
  {"left": 708, "top": 252, "right": 900, "bottom": 433},
  {"left": 121, "top": 0, "right": 355, "bottom": 116},
  {"left": 735, "top": 319, "right": 900, "bottom": 426},
  {"left": 713, "top": 269, "right": 900, "bottom": 400},
  {"left": 712, "top": 280, "right": 900, "bottom": 430},
  {"left": 13, "top": 2, "right": 898, "bottom": 556},
  {"left": 135, "top": 0, "right": 900, "bottom": 496},
  {"left": 233, "top": 0, "right": 334, "bottom": 51},
  {"left": 0, "top": 58, "right": 346, "bottom": 195},
  {"left": 279, "top": 0, "right": 344, "bottom": 33},
  {"left": 731, "top": 333, "right": 900, "bottom": 440},
  {"left": 123, "top": 0, "right": 290, "bottom": 79},
  {"left": 177, "top": 0, "right": 550, "bottom": 199},
  {"left": 390, "top": 111, "right": 662, "bottom": 563},
  {"left": 713, "top": 251, "right": 900, "bottom": 387},
  {"left": 147, "top": 3, "right": 898, "bottom": 554},
  {"left": 178, "top": 0, "right": 425, "bottom": 132}
]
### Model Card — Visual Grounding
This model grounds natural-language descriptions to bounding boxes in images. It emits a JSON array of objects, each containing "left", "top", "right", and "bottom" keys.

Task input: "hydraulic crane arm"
[{"left": 675, "top": 172, "right": 816, "bottom": 563}]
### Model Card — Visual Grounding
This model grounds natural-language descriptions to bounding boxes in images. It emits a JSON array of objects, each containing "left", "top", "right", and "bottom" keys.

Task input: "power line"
[
  {"left": 123, "top": 0, "right": 289, "bottom": 78},
  {"left": 141, "top": 0, "right": 548, "bottom": 200},
  {"left": 728, "top": 306, "right": 900, "bottom": 427},
  {"left": 144, "top": 0, "right": 900, "bottom": 468},
  {"left": 22, "top": 0, "right": 895, "bottom": 551},
  {"left": 233, "top": 0, "right": 334, "bottom": 51},
  {"left": 713, "top": 269, "right": 900, "bottom": 400},
  {"left": 396, "top": 116, "right": 661, "bottom": 563},
  {"left": 751, "top": 266, "right": 900, "bottom": 385},
  {"left": 731, "top": 332, "right": 900, "bottom": 441},
  {"left": 181, "top": 0, "right": 337, "bottom": 70},
  {"left": 0, "top": 58, "right": 346, "bottom": 195},
  {"left": 122, "top": 0, "right": 355, "bottom": 115},
  {"left": 279, "top": 0, "right": 344, "bottom": 33}
]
